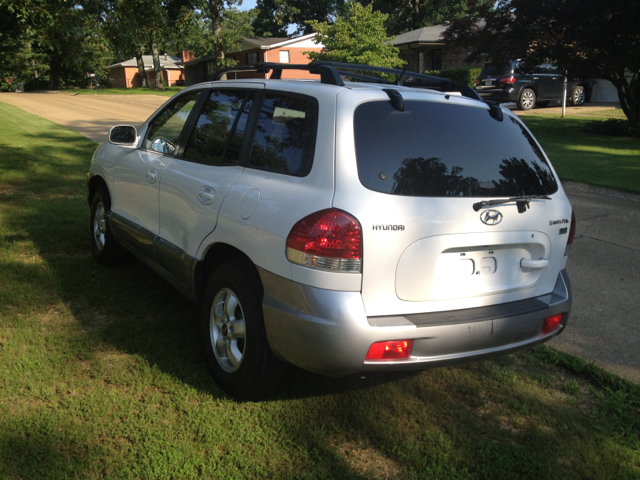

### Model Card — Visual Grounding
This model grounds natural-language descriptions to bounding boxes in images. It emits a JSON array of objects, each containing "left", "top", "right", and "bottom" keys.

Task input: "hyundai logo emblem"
[{"left": 480, "top": 209, "right": 503, "bottom": 225}]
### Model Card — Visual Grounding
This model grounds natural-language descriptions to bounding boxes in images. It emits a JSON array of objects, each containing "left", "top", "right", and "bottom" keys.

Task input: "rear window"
[
  {"left": 480, "top": 63, "right": 514, "bottom": 77},
  {"left": 354, "top": 100, "right": 558, "bottom": 197}
]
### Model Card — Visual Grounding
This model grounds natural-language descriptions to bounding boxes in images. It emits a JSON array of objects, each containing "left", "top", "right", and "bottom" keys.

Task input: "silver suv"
[{"left": 88, "top": 62, "right": 574, "bottom": 398}]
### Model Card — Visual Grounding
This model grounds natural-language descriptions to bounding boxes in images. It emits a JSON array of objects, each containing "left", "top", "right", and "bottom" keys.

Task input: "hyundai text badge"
[{"left": 480, "top": 210, "right": 503, "bottom": 225}]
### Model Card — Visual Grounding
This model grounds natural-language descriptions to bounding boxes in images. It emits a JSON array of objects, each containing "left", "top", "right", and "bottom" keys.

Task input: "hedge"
[{"left": 423, "top": 67, "right": 483, "bottom": 88}]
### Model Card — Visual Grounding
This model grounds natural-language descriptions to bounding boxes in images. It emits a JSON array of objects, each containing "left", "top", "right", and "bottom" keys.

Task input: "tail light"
[
  {"left": 499, "top": 77, "right": 516, "bottom": 84},
  {"left": 286, "top": 209, "right": 362, "bottom": 273},
  {"left": 474, "top": 79, "right": 480, "bottom": 86},
  {"left": 366, "top": 340, "right": 413, "bottom": 360},
  {"left": 542, "top": 313, "right": 565, "bottom": 334},
  {"left": 565, "top": 210, "right": 576, "bottom": 256}
]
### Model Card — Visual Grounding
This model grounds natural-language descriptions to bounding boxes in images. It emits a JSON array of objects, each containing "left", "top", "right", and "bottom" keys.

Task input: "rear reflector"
[
  {"left": 541, "top": 314, "right": 565, "bottom": 334},
  {"left": 286, "top": 209, "right": 362, "bottom": 273},
  {"left": 565, "top": 211, "right": 576, "bottom": 256},
  {"left": 366, "top": 340, "right": 413, "bottom": 360}
]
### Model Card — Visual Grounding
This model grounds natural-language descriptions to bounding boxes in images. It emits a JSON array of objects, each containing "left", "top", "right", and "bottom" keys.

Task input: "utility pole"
[{"left": 562, "top": 72, "right": 567, "bottom": 118}]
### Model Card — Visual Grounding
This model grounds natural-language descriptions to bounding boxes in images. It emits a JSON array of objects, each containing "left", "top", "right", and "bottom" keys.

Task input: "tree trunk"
[
  {"left": 207, "top": 0, "right": 226, "bottom": 79},
  {"left": 411, "top": 0, "right": 420, "bottom": 31},
  {"left": 50, "top": 61, "right": 61, "bottom": 90},
  {"left": 136, "top": 53, "right": 149, "bottom": 88},
  {"left": 150, "top": 41, "right": 164, "bottom": 90},
  {"left": 611, "top": 70, "right": 640, "bottom": 127}
]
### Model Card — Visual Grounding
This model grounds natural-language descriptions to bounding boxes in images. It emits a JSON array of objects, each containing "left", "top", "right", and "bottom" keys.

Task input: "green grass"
[
  {"left": 1, "top": 102, "right": 639, "bottom": 479},
  {"left": 521, "top": 113, "right": 640, "bottom": 194},
  {"left": 62, "top": 86, "right": 185, "bottom": 97}
]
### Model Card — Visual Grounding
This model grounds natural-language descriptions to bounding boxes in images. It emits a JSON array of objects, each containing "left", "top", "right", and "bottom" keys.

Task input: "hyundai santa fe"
[{"left": 88, "top": 61, "right": 574, "bottom": 398}]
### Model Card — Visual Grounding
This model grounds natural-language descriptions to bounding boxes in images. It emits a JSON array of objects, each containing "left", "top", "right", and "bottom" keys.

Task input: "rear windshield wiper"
[{"left": 473, "top": 195, "right": 551, "bottom": 214}]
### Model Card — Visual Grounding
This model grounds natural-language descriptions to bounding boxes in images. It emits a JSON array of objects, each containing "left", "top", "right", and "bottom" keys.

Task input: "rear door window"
[
  {"left": 354, "top": 100, "right": 558, "bottom": 197},
  {"left": 248, "top": 93, "right": 317, "bottom": 176}
]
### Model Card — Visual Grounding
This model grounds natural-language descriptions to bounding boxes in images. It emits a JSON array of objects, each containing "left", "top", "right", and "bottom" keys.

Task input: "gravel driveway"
[
  {"left": 1, "top": 91, "right": 638, "bottom": 383},
  {"left": 0, "top": 91, "right": 168, "bottom": 144}
]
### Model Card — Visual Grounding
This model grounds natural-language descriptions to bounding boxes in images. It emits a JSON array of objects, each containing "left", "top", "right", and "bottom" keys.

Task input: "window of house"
[
  {"left": 279, "top": 50, "right": 290, "bottom": 63},
  {"left": 246, "top": 52, "right": 258, "bottom": 65},
  {"left": 248, "top": 94, "right": 318, "bottom": 176},
  {"left": 184, "top": 90, "right": 253, "bottom": 165}
]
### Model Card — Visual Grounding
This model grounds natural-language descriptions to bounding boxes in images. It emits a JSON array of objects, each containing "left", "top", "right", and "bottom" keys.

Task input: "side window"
[
  {"left": 183, "top": 90, "right": 253, "bottom": 165},
  {"left": 548, "top": 65, "right": 562, "bottom": 75},
  {"left": 248, "top": 94, "right": 317, "bottom": 176},
  {"left": 145, "top": 92, "right": 200, "bottom": 154},
  {"left": 534, "top": 64, "right": 549, "bottom": 74}
]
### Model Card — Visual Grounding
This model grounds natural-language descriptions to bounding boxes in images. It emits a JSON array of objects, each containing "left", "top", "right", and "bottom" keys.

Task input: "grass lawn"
[
  {"left": 1, "top": 103, "right": 639, "bottom": 479},
  {"left": 521, "top": 111, "right": 640, "bottom": 194},
  {"left": 61, "top": 86, "right": 185, "bottom": 97}
]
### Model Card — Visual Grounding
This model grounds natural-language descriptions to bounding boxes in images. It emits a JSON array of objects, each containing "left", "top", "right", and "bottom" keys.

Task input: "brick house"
[
  {"left": 181, "top": 34, "right": 324, "bottom": 86},
  {"left": 107, "top": 52, "right": 192, "bottom": 88},
  {"left": 389, "top": 24, "right": 472, "bottom": 73}
]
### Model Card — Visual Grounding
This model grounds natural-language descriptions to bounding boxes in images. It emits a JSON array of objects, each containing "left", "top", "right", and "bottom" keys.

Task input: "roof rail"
[{"left": 213, "top": 61, "right": 482, "bottom": 101}]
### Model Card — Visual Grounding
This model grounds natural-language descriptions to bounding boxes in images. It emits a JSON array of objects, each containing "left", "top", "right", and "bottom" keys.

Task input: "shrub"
[
  {"left": 585, "top": 118, "right": 640, "bottom": 138},
  {"left": 420, "top": 67, "right": 483, "bottom": 88}
]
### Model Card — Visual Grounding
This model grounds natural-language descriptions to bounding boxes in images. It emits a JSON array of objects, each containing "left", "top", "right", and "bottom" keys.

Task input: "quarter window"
[
  {"left": 145, "top": 92, "right": 201, "bottom": 154},
  {"left": 248, "top": 94, "right": 317, "bottom": 175},
  {"left": 184, "top": 90, "right": 253, "bottom": 165}
]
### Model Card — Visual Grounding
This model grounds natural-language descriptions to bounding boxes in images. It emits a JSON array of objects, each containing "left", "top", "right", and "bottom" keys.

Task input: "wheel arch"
[
  {"left": 518, "top": 84, "right": 538, "bottom": 97},
  {"left": 88, "top": 175, "right": 109, "bottom": 207},
  {"left": 194, "top": 243, "right": 264, "bottom": 304}
]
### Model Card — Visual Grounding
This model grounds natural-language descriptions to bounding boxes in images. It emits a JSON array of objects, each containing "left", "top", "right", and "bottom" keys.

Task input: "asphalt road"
[{"left": 1, "top": 91, "right": 638, "bottom": 383}]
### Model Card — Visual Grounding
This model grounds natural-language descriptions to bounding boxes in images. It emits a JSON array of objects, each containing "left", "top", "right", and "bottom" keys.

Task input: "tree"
[
  {"left": 177, "top": 7, "right": 255, "bottom": 59},
  {"left": 252, "top": 0, "right": 292, "bottom": 37},
  {"left": 444, "top": 0, "right": 640, "bottom": 127},
  {"left": 253, "top": 0, "right": 345, "bottom": 36},
  {"left": 5, "top": 0, "right": 112, "bottom": 90},
  {"left": 359, "top": 0, "right": 494, "bottom": 36},
  {"left": 306, "top": 3, "right": 402, "bottom": 69}
]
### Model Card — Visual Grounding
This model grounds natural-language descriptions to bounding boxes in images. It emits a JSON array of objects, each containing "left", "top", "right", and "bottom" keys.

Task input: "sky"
[{"left": 238, "top": 0, "right": 257, "bottom": 10}]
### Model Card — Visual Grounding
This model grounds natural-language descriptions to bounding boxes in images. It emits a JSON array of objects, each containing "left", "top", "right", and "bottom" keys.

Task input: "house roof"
[
  {"left": 107, "top": 55, "right": 183, "bottom": 70},
  {"left": 181, "top": 34, "right": 322, "bottom": 66},
  {"left": 390, "top": 25, "right": 449, "bottom": 47},
  {"left": 240, "top": 34, "right": 318, "bottom": 50}
]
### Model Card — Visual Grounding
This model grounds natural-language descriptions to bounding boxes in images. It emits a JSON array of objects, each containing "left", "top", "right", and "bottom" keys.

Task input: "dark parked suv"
[{"left": 474, "top": 61, "right": 586, "bottom": 110}]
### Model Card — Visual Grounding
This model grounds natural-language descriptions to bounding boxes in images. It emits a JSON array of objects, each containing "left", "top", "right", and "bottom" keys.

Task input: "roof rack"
[
  {"left": 213, "top": 61, "right": 482, "bottom": 101},
  {"left": 213, "top": 61, "right": 503, "bottom": 121}
]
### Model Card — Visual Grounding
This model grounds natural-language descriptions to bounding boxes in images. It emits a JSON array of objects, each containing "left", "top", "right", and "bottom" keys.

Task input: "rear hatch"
[
  {"left": 333, "top": 89, "right": 571, "bottom": 317},
  {"left": 475, "top": 62, "right": 516, "bottom": 90}
]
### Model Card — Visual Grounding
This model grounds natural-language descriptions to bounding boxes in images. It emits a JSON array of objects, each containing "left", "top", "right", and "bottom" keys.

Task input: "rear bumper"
[
  {"left": 260, "top": 268, "right": 571, "bottom": 376},
  {"left": 475, "top": 87, "right": 517, "bottom": 104}
]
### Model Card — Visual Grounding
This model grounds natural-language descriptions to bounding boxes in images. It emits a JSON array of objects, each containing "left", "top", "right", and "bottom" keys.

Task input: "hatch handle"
[{"left": 520, "top": 258, "right": 549, "bottom": 269}]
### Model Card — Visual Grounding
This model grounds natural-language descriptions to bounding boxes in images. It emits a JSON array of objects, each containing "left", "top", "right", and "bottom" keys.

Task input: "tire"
[
  {"left": 517, "top": 88, "right": 536, "bottom": 110},
  {"left": 201, "top": 261, "right": 283, "bottom": 399},
  {"left": 90, "top": 186, "right": 126, "bottom": 265},
  {"left": 570, "top": 85, "right": 585, "bottom": 106}
]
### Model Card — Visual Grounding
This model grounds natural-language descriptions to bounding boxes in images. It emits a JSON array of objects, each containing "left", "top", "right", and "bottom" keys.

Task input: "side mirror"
[{"left": 109, "top": 125, "right": 137, "bottom": 146}]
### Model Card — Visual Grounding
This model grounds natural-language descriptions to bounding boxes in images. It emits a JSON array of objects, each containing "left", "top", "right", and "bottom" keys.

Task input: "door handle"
[
  {"left": 146, "top": 168, "right": 158, "bottom": 184},
  {"left": 198, "top": 186, "right": 215, "bottom": 205},
  {"left": 520, "top": 258, "right": 549, "bottom": 269}
]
